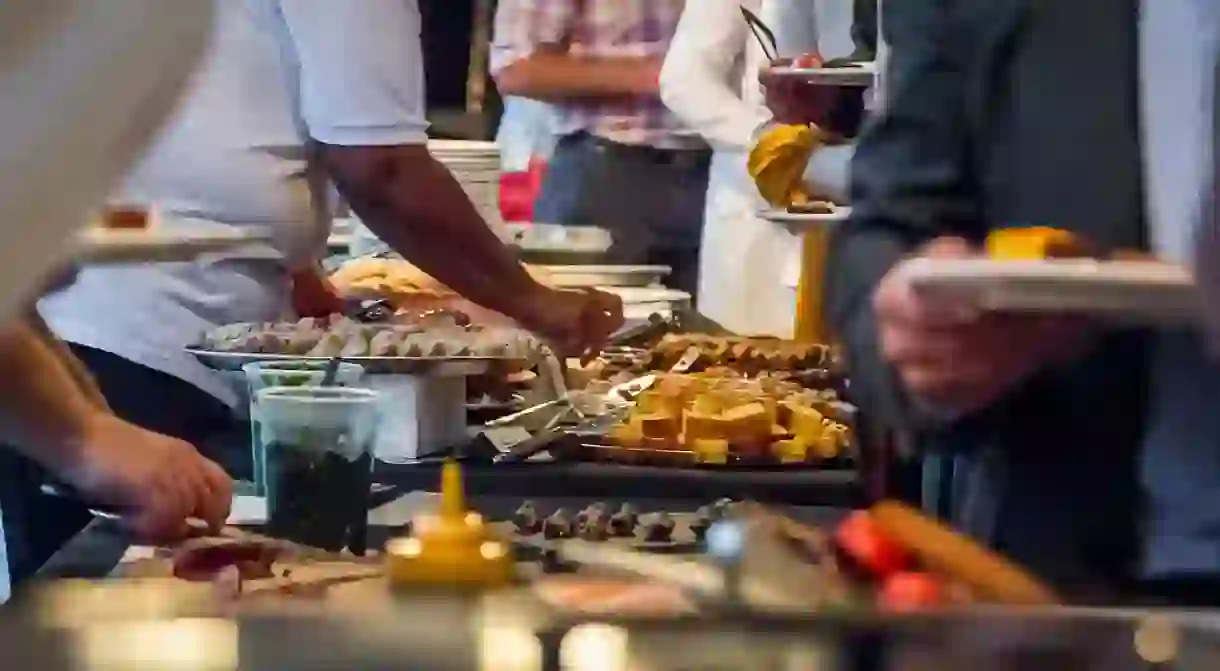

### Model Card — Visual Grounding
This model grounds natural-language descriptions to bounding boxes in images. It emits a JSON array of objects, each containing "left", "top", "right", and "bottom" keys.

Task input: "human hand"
[
  {"left": 874, "top": 237, "right": 1094, "bottom": 415},
  {"left": 291, "top": 267, "right": 346, "bottom": 318},
  {"left": 58, "top": 413, "right": 233, "bottom": 543},
  {"left": 520, "top": 286, "right": 625, "bottom": 359}
]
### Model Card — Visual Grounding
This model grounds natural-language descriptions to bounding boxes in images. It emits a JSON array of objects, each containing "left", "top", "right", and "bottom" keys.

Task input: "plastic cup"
[
  {"left": 243, "top": 361, "right": 364, "bottom": 495},
  {"left": 255, "top": 386, "right": 380, "bottom": 552}
]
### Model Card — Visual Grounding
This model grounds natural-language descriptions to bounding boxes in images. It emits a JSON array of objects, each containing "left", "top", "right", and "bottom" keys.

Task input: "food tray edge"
[{"left": 186, "top": 347, "right": 513, "bottom": 376}]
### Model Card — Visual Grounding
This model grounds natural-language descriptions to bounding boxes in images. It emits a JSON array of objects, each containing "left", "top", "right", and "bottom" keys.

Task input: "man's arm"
[
  {"left": 0, "top": 322, "right": 100, "bottom": 470},
  {"left": 825, "top": 0, "right": 981, "bottom": 431},
  {"left": 490, "top": 0, "right": 659, "bottom": 102},
  {"left": 277, "top": 0, "right": 621, "bottom": 345},
  {"left": 320, "top": 144, "right": 550, "bottom": 325}
]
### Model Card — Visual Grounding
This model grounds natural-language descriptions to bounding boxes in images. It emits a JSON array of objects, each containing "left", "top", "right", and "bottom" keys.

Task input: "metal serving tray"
[
  {"left": 564, "top": 435, "right": 855, "bottom": 471},
  {"left": 185, "top": 347, "right": 500, "bottom": 377}
]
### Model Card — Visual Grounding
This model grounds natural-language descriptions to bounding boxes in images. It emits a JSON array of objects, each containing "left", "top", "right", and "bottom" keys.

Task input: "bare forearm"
[
  {"left": 0, "top": 323, "right": 95, "bottom": 470},
  {"left": 495, "top": 53, "right": 659, "bottom": 102},
  {"left": 322, "top": 145, "right": 547, "bottom": 325}
]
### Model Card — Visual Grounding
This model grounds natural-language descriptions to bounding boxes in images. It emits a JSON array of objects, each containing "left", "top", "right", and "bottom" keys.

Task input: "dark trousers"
[
  {"left": 534, "top": 133, "right": 711, "bottom": 300},
  {"left": 1, "top": 345, "right": 245, "bottom": 588}
]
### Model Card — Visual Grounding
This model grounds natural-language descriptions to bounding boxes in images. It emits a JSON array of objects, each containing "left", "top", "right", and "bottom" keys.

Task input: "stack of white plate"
[{"left": 428, "top": 140, "right": 503, "bottom": 234}]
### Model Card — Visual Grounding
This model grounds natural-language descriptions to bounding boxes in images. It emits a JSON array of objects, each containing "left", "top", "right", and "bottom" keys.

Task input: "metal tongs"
[
  {"left": 489, "top": 373, "right": 658, "bottom": 464},
  {"left": 740, "top": 6, "right": 779, "bottom": 62},
  {"left": 489, "top": 345, "right": 701, "bottom": 464}
]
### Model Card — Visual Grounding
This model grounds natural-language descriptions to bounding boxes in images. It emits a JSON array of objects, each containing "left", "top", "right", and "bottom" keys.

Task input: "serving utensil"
[
  {"left": 740, "top": 7, "right": 779, "bottom": 62},
  {"left": 490, "top": 374, "right": 658, "bottom": 464},
  {"left": 320, "top": 355, "right": 343, "bottom": 386}
]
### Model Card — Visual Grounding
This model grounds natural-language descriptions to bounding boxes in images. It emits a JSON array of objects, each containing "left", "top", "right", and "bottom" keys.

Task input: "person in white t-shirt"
[
  {"left": 40, "top": 0, "right": 622, "bottom": 467},
  {"left": 24, "top": 0, "right": 622, "bottom": 584}
]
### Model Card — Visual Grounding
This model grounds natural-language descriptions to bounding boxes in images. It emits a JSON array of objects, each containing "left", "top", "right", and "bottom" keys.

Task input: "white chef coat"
[
  {"left": 39, "top": 0, "right": 430, "bottom": 407},
  {"left": 660, "top": 0, "right": 854, "bottom": 336},
  {"left": 0, "top": 0, "right": 215, "bottom": 604}
]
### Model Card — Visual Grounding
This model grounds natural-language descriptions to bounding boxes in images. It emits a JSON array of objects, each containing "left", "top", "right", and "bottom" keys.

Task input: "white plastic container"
[{"left": 364, "top": 374, "right": 469, "bottom": 462}]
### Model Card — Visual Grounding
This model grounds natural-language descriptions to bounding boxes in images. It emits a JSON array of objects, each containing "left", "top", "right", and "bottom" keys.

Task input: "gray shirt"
[{"left": 1139, "top": 0, "right": 1220, "bottom": 576}]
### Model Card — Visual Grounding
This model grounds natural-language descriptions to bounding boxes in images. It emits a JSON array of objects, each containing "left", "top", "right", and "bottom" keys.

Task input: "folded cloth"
[{"left": 747, "top": 123, "right": 831, "bottom": 207}]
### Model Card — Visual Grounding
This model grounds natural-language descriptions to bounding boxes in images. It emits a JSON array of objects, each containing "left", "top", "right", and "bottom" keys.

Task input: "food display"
[
  {"left": 532, "top": 576, "right": 697, "bottom": 616},
  {"left": 584, "top": 333, "right": 836, "bottom": 382},
  {"left": 103, "top": 459, "right": 1058, "bottom": 620},
  {"left": 503, "top": 499, "right": 733, "bottom": 558},
  {"left": 196, "top": 314, "right": 539, "bottom": 360},
  {"left": 330, "top": 257, "right": 554, "bottom": 301},
  {"left": 747, "top": 501, "right": 1060, "bottom": 610},
  {"left": 556, "top": 330, "right": 854, "bottom": 468},
  {"left": 96, "top": 205, "right": 150, "bottom": 230},
  {"left": 986, "top": 227, "right": 1092, "bottom": 260},
  {"left": 591, "top": 372, "right": 853, "bottom": 466},
  {"left": 791, "top": 51, "right": 824, "bottom": 69},
  {"left": 986, "top": 227, "right": 1159, "bottom": 262},
  {"left": 119, "top": 534, "right": 383, "bottom": 602},
  {"left": 784, "top": 200, "right": 838, "bottom": 215}
]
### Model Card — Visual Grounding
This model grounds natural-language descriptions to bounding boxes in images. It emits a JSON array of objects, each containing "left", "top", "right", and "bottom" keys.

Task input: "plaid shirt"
[{"left": 491, "top": 0, "right": 702, "bottom": 149}]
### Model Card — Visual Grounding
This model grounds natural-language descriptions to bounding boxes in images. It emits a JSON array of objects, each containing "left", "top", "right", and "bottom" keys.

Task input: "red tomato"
[
  {"left": 878, "top": 572, "right": 945, "bottom": 612},
  {"left": 792, "top": 51, "right": 823, "bottom": 69},
  {"left": 834, "top": 510, "right": 910, "bottom": 578}
]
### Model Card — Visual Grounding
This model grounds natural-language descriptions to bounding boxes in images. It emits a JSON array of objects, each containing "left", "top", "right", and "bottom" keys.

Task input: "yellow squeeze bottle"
[{"left": 386, "top": 461, "right": 513, "bottom": 590}]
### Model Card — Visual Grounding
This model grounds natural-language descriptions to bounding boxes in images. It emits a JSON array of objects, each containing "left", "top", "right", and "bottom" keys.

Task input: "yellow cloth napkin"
[{"left": 747, "top": 124, "right": 831, "bottom": 207}]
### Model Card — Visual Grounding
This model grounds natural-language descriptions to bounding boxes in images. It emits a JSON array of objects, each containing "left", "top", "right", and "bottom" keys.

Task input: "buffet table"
[
  {"left": 35, "top": 487, "right": 851, "bottom": 582},
  {"left": 375, "top": 459, "right": 859, "bottom": 506}
]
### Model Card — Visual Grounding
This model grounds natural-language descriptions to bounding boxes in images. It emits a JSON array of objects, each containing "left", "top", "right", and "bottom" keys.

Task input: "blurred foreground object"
[{"left": 0, "top": 0, "right": 211, "bottom": 321}]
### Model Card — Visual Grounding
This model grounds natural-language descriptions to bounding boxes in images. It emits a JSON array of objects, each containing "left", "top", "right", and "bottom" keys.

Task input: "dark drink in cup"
[{"left": 256, "top": 386, "right": 380, "bottom": 553}]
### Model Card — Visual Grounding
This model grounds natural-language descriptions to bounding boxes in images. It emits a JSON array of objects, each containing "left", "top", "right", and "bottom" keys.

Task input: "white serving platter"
[
  {"left": 767, "top": 62, "right": 876, "bottom": 87},
  {"left": 759, "top": 206, "right": 852, "bottom": 226},
  {"left": 539, "top": 265, "right": 671, "bottom": 288},
  {"left": 185, "top": 348, "right": 498, "bottom": 377},
  {"left": 502, "top": 223, "right": 614, "bottom": 254},
  {"left": 894, "top": 257, "right": 1200, "bottom": 324},
  {"left": 600, "top": 286, "right": 691, "bottom": 321},
  {"left": 73, "top": 228, "right": 273, "bottom": 264}
]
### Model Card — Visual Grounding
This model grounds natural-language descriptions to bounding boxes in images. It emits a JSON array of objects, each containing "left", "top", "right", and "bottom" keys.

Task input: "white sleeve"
[
  {"left": 277, "top": 0, "right": 430, "bottom": 146},
  {"left": 802, "top": 144, "right": 854, "bottom": 203},
  {"left": 659, "top": 0, "right": 771, "bottom": 153}
]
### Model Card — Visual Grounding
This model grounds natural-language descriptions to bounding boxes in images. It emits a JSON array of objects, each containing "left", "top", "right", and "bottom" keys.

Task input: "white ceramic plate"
[
  {"left": 540, "top": 265, "right": 671, "bottom": 288},
  {"left": 895, "top": 257, "right": 1200, "bottom": 323},
  {"left": 503, "top": 223, "right": 614, "bottom": 253},
  {"left": 73, "top": 228, "right": 274, "bottom": 264},
  {"left": 767, "top": 62, "right": 877, "bottom": 87},
  {"left": 759, "top": 206, "right": 852, "bottom": 226}
]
